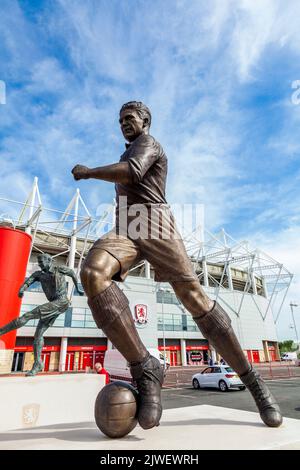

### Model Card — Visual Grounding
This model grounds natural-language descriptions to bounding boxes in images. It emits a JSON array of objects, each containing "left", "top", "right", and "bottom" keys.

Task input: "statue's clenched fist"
[{"left": 72, "top": 165, "right": 90, "bottom": 181}]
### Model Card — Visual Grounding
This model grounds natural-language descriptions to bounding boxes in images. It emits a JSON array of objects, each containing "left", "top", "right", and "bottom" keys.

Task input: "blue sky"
[{"left": 1, "top": 0, "right": 300, "bottom": 339}]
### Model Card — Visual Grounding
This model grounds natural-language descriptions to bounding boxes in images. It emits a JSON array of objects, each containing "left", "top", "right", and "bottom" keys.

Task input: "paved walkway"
[{"left": 1, "top": 405, "right": 300, "bottom": 450}]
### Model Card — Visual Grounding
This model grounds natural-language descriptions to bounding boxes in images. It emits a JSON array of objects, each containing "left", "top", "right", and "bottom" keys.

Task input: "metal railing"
[{"left": 163, "top": 361, "right": 300, "bottom": 388}]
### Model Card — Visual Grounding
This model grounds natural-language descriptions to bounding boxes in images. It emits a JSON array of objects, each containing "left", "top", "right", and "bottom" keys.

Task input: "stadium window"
[
  {"left": 186, "top": 316, "right": 199, "bottom": 332},
  {"left": 156, "top": 291, "right": 179, "bottom": 305},
  {"left": 71, "top": 307, "right": 85, "bottom": 327},
  {"left": 172, "top": 314, "right": 183, "bottom": 331},
  {"left": 51, "top": 315, "right": 65, "bottom": 327}
]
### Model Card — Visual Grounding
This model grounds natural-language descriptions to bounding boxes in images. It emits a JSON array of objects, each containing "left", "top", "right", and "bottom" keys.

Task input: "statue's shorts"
[
  {"left": 36, "top": 297, "right": 70, "bottom": 326},
  {"left": 89, "top": 205, "right": 198, "bottom": 283}
]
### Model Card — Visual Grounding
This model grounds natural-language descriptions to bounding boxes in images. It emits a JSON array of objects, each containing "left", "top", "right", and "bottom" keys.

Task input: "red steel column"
[{"left": 0, "top": 227, "right": 32, "bottom": 374}]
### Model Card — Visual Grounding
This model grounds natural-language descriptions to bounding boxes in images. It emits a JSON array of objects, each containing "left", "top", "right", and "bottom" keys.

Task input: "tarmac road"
[{"left": 162, "top": 377, "right": 300, "bottom": 420}]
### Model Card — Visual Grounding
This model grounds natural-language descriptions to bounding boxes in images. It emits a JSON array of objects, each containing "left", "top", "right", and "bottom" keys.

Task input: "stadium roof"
[{"left": 0, "top": 177, "right": 293, "bottom": 324}]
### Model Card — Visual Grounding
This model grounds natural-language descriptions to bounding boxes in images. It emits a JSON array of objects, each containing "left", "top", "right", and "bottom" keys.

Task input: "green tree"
[{"left": 278, "top": 340, "right": 297, "bottom": 354}]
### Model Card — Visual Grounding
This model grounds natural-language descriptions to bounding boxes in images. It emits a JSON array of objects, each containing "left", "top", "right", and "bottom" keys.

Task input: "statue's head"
[
  {"left": 37, "top": 253, "right": 53, "bottom": 272},
  {"left": 119, "top": 101, "right": 151, "bottom": 142}
]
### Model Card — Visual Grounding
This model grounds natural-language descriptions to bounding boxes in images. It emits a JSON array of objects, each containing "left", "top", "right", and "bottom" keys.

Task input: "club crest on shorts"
[{"left": 134, "top": 304, "right": 148, "bottom": 324}]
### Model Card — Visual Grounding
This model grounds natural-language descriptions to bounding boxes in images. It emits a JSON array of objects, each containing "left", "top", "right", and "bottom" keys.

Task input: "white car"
[
  {"left": 192, "top": 365, "right": 246, "bottom": 392},
  {"left": 104, "top": 348, "right": 170, "bottom": 383},
  {"left": 281, "top": 352, "right": 297, "bottom": 361}
]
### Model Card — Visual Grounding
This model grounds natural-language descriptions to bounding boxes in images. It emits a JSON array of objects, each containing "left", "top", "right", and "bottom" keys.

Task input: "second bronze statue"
[
  {"left": 0, "top": 253, "right": 84, "bottom": 376},
  {"left": 72, "top": 101, "right": 282, "bottom": 431}
]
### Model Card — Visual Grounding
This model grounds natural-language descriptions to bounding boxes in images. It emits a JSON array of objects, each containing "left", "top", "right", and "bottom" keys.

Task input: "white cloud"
[
  {"left": 27, "top": 58, "right": 70, "bottom": 94},
  {"left": 230, "top": 0, "right": 278, "bottom": 81}
]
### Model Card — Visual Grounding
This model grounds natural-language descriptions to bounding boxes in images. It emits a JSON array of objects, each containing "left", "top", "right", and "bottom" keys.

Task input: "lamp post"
[
  {"left": 290, "top": 302, "right": 299, "bottom": 349},
  {"left": 158, "top": 286, "right": 171, "bottom": 369},
  {"left": 178, "top": 304, "right": 187, "bottom": 366}
]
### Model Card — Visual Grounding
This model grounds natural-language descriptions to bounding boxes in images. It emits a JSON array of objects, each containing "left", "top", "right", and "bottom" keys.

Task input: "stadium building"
[{"left": 0, "top": 179, "right": 293, "bottom": 373}]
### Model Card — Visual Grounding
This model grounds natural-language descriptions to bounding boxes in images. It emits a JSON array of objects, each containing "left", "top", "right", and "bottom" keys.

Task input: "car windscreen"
[
  {"left": 225, "top": 367, "right": 234, "bottom": 372},
  {"left": 202, "top": 368, "right": 212, "bottom": 374}
]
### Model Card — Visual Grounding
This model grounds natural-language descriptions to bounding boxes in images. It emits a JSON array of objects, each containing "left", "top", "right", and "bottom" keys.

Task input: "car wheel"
[
  {"left": 193, "top": 378, "right": 200, "bottom": 389},
  {"left": 239, "top": 386, "right": 246, "bottom": 391},
  {"left": 219, "top": 380, "right": 228, "bottom": 392}
]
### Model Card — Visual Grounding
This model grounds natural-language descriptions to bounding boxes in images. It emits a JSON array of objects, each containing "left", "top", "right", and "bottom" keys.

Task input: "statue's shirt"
[
  {"left": 115, "top": 133, "right": 168, "bottom": 208},
  {"left": 92, "top": 134, "right": 198, "bottom": 283},
  {"left": 26, "top": 266, "right": 73, "bottom": 301}
]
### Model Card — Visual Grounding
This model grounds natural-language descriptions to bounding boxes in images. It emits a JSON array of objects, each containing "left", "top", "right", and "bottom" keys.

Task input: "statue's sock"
[
  {"left": 88, "top": 282, "right": 148, "bottom": 363},
  {"left": 192, "top": 301, "right": 250, "bottom": 375},
  {"left": 192, "top": 301, "right": 282, "bottom": 427},
  {"left": 0, "top": 318, "right": 21, "bottom": 336}
]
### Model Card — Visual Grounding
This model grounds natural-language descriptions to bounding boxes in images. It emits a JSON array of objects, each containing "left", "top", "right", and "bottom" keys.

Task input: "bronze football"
[{"left": 94, "top": 381, "right": 138, "bottom": 438}]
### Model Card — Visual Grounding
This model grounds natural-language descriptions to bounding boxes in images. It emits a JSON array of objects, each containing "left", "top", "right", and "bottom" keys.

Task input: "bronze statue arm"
[
  {"left": 70, "top": 271, "right": 85, "bottom": 296},
  {"left": 58, "top": 266, "right": 84, "bottom": 296},
  {"left": 18, "top": 271, "right": 40, "bottom": 298},
  {"left": 71, "top": 162, "right": 133, "bottom": 185}
]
